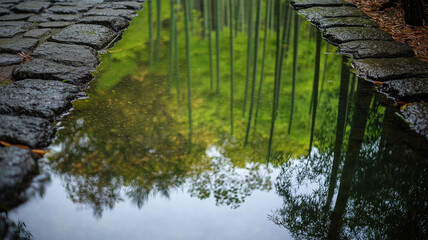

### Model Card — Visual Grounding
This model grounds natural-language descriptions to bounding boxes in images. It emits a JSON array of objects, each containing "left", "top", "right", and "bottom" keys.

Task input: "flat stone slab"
[
  {"left": 323, "top": 27, "right": 393, "bottom": 45},
  {"left": 0, "top": 26, "right": 25, "bottom": 38},
  {"left": 378, "top": 78, "right": 428, "bottom": 102},
  {"left": 23, "top": 28, "right": 52, "bottom": 38},
  {"left": 78, "top": 16, "right": 129, "bottom": 32},
  {"left": 41, "top": 13, "right": 81, "bottom": 22},
  {"left": 399, "top": 103, "right": 428, "bottom": 136},
  {"left": 0, "top": 114, "right": 55, "bottom": 149},
  {"left": 338, "top": 40, "right": 414, "bottom": 59},
  {"left": 95, "top": 1, "right": 143, "bottom": 10},
  {"left": 0, "top": 14, "right": 30, "bottom": 21},
  {"left": 0, "top": 38, "right": 38, "bottom": 53},
  {"left": 0, "top": 21, "right": 34, "bottom": 30},
  {"left": 312, "top": 16, "right": 377, "bottom": 30},
  {"left": 291, "top": 0, "right": 353, "bottom": 10},
  {"left": 38, "top": 21, "right": 74, "bottom": 28},
  {"left": 50, "top": 24, "right": 117, "bottom": 50},
  {"left": 298, "top": 6, "right": 365, "bottom": 21},
  {"left": 83, "top": 9, "right": 136, "bottom": 20},
  {"left": 12, "top": 59, "right": 94, "bottom": 86},
  {"left": 44, "top": 5, "right": 93, "bottom": 14},
  {"left": 0, "top": 7, "right": 10, "bottom": 16},
  {"left": 352, "top": 58, "right": 428, "bottom": 81},
  {"left": 0, "top": 146, "right": 37, "bottom": 210},
  {"left": 12, "top": 1, "right": 52, "bottom": 13},
  {"left": 27, "top": 15, "right": 49, "bottom": 23},
  {"left": 0, "top": 53, "right": 23, "bottom": 66},
  {"left": 32, "top": 42, "right": 98, "bottom": 68},
  {"left": 0, "top": 79, "right": 87, "bottom": 120}
]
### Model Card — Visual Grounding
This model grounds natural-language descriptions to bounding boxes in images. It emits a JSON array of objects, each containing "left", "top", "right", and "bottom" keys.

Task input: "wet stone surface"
[
  {"left": 23, "top": 28, "right": 52, "bottom": 38},
  {"left": 50, "top": 24, "right": 117, "bottom": 50},
  {"left": 0, "top": 53, "right": 22, "bottom": 66},
  {"left": 41, "top": 13, "right": 81, "bottom": 22},
  {"left": 298, "top": 6, "right": 365, "bottom": 21},
  {"left": 38, "top": 21, "right": 74, "bottom": 28},
  {"left": 0, "top": 13, "right": 30, "bottom": 21},
  {"left": 12, "top": 1, "right": 52, "bottom": 14},
  {"left": 32, "top": 42, "right": 99, "bottom": 68},
  {"left": 339, "top": 40, "right": 414, "bottom": 59},
  {"left": 44, "top": 5, "right": 93, "bottom": 14},
  {"left": 400, "top": 103, "right": 428, "bottom": 137},
  {"left": 0, "top": 38, "right": 38, "bottom": 53},
  {"left": 324, "top": 27, "right": 393, "bottom": 45},
  {"left": 291, "top": 0, "right": 354, "bottom": 10},
  {"left": 352, "top": 58, "right": 428, "bottom": 81},
  {"left": 0, "top": 25, "right": 25, "bottom": 37},
  {"left": 96, "top": 1, "right": 143, "bottom": 10},
  {"left": 12, "top": 59, "right": 94, "bottom": 86},
  {"left": 378, "top": 78, "right": 428, "bottom": 102},
  {"left": 78, "top": 15, "right": 129, "bottom": 32},
  {"left": 0, "top": 114, "right": 55, "bottom": 149},
  {"left": 312, "top": 16, "right": 377, "bottom": 30},
  {"left": 0, "top": 79, "right": 87, "bottom": 121},
  {"left": 84, "top": 8, "right": 136, "bottom": 20}
]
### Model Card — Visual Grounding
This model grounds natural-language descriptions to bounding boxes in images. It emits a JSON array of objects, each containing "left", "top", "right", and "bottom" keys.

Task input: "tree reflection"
[{"left": 271, "top": 79, "right": 428, "bottom": 239}]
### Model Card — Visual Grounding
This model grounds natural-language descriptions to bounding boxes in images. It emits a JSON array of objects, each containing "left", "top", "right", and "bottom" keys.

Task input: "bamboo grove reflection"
[{"left": 27, "top": 0, "right": 428, "bottom": 238}]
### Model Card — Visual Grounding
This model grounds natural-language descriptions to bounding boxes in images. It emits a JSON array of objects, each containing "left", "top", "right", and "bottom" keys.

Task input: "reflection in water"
[
  {"left": 6, "top": 0, "right": 428, "bottom": 239},
  {"left": 271, "top": 79, "right": 428, "bottom": 239}
]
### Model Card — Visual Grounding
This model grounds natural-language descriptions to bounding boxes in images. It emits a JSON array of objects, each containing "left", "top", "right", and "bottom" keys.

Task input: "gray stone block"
[
  {"left": 323, "top": 27, "right": 393, "bottom": 45},
  {"left": 312, "top": 16, "right": 377, "bottom": 30},
  {"left": 50, "top": 24, "right": 117, "bottom": 50},
  {"left": 400, "top": 103, "right": 428, "bottom": 136},
  {"left": 38, "top": 21, "right": 74, "bottom": 28},
  {"left": 23, "top": 28, "right": 52, "bottom": 38},
  {"left": 78, "top": 15, "right": 129, "bottom": 32},
  {"left": 0, "top": 14, "right": 29, "bottom": 21},
  {"left": 41, "top": 13, "right": 81, "bottom": 22},
  {"left": 0, "top": 53, "right": 23, "bottom": 65},
  {"left": 0, "top": 114, "right": 55, "bottom": 148},
  {"left": 44, "top": 5, "right": 93, "bottom": 14},
  {"left": 32, "top": 42, "right": 98, "bottom": 68},
  {"left": 12, "top": 59, "right": 94, "bottom": 86},
  {"left": 0, "top": 79, "right": 87, "bottom": 120},
  {"left": 0, "top": 38, "right": 38, "bottom": 53},
  {"left": 84, "top": 8, "right": 136, "bottom": 20},
  {"left": 298, "top": 6, "right": 365, "bottom": 21},
  {"left": 378, "top": 78, "right": 428, "bottom": 102},
  {"left": 0, "top": 26, "right": 25, "bottom": 38},
  {"left": 291, "top": 0, "right": 353, "bottom": 10},
  {"left": 339, "top": 40, "right": 414, "bottom": 59},
  {"left": 95, "top": 1, "right": 143, "bottom": 10},
  {"left": 352, "top": 58, "right": 428, "bottom": 81},
  {"left": 12, "top": 1, "right": 52, "bottom": 13}
]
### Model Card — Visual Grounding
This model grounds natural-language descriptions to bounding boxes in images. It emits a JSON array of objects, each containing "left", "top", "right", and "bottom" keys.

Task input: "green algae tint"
[{"left": 8, "top": 1, "right": 428, "bottom": 239}]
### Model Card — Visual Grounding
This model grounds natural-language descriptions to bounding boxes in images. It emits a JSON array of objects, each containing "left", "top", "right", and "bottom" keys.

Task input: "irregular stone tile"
[
  {"left": 0, "top": 53, "right": 23, "bottom": 65},
  {"left": 291, "top": 0, "right": 353, "bottom": 10},
  {"left": 27, "top": 14, "right": 49, "bottom": 23},
  {"left": 0, "top": 114, "right": 55, "bottom": 148},
  {"left": 0, "top": 38, "right": 38, "bottom": 53},
  {"left": 23, "top": 28, "right": 52, "bottom": 38},
  {"left": 50, "top": 24, "right": 117, "bottom": 50},
  {"left": 378, "top": 78, "right": 428, "bottom": 102},
  {"left": 0, "top": 79, "right": 87, "bottom": 120},
  {"left": 32, "top": 42, "right": 98, "bottom": 68},
  {"left": 0, "top": 26, "right": 25, "bottom": 38},
  {"left": 78, "top": 15, "right": 129, "bottom": 32},
  {"left": 0, "top": 21, "right": 34, "bottom": 29},
  {"left": 12, "top": 1, "right": 51, "bottom": 13},
  {"left": 0, "top": 7, "right": 9, "bottom": 16},
  {"left": 339, "top": 40, "right": 414, "bottom": 59},
  {"left": 12, "top": 59, "right": 94, "bottom": 86},
  {"left": 0, "top": 0, "right": 22, "bottom": 4},
  {"left": 312, "top": 16, "right": 377, "bottom": 30},
  {"left": 352, "top": 58, "right": 428, "bottom": 81},
  {"left": 0, "top": 13, "right": 29, "bottom": 21},
  {"left": 95, "top": 1, "right": 143, "bottom": 10},
  {"left": 323, "top": 27, "right": 393, "bottom": 45},
  {"left": 44, "top": 5, "right": 93, "bottom": 14},
  {"left": 84, "top": 9, "right": 136, "bottom": 20},
  {"left": 399, "top": 103, "right": 428, "bottom": 136},
  {"left": 38, "top": 21, "right": 74, "bottom": 28},
  {"left": 41, "top": 13, "right": 80, "bottom": 21},
  {"left": 298, "top": 6, "right": 365, "bottom": 21},
  {"left": 0, "top": 4, "right": 14, "bottom": 9},
  {"left": 0, "top": 146, "right": 37, "bottom": 210}
]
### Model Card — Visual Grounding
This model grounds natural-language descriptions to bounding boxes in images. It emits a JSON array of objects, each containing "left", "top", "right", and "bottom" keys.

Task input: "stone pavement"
[
  {"left": 0, "top": 0, "right": 144, "bottom": 211},
  {"left": 291, "top": 0, "right": 428, "bottom": 136}
]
